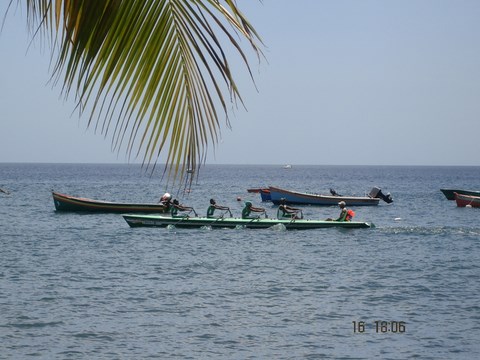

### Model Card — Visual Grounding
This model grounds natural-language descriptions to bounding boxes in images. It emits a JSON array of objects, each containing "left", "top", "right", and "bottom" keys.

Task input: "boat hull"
[
  {"left": 260, "top": 189, "right": 271, "bottom": 202},
  {"left": 52, "top": 191, "right": 168, "bottom": 213},
  {"left": 247, "top": 188, "right": 272, "bottom": 202},
  {"left": 268, "top": 186, "right": 379, "bottom": 206},
  {"left": 123, "top": 214, "right": 372, "bottom": 229},
  {"left": 441, "top": 189, "right": 480, "bottom": 200},
  {"left": 454, "top": 193, "right": 480, "bottom": 208}
]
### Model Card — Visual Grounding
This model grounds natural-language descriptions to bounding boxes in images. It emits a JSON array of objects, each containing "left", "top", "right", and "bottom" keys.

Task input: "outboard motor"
[{"left": 369, "top": 186, "right": 393, "bottom": 203}]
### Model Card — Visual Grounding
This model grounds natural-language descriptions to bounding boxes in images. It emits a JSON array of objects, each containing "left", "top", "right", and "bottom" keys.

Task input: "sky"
[{"left": 1, "top": 0, "right": 479, "bottom": 166}]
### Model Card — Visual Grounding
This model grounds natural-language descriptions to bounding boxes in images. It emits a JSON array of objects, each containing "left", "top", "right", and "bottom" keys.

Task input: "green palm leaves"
[{"left": 17, "top": 0, "right": 262, "bottom": 183}]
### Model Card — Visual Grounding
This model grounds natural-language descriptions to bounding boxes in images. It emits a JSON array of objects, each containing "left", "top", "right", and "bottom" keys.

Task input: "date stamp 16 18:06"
[{"left": 353, "top": 321, "right": 406, "bottom": 334}]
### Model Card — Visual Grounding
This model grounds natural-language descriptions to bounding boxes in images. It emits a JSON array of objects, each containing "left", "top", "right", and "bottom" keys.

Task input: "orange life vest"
[{"left": 346, "top": 209, "right": 355, "bottom": 221}]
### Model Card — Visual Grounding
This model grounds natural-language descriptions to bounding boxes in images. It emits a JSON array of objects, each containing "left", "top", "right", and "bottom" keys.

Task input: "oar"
[
  {"left": 170, "top": 208, "right": 197, "bottom": 227},
  {"left": 245, "top": 211, "right": 267, "bottom": 226},
  {"left": 246, "top": 217, "right": 261, "bottom": 226},
  {"left": 171, "top": 214, "right": 191, "bottom": 226},
  {"left": 280, "top": 209, "right": 304, "bottom": 227},
  {"left": 220, "top": 209, "right": 233, "bottom": 218},
  {"left": 209, "top": 210, "right": 230, "bottom": 227},
  {"left": 297, "top": 210, "right": 303, "bottom": 219}
]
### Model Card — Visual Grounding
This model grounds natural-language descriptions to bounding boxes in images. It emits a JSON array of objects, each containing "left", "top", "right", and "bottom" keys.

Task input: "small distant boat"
[
  {"left": 283, "top": 164, "right": 292, "bottom": 169},
  {"left": 454, "top": 192, "right": 480, "bottom": 208},
  {"left": 440, "top": 189, "right": 480, "bottom": 200},
  {"left": 123, "top": 214, "right": 373, "bottom": 230},
  {"left": 52, "top": 191, "right": 169, "bottom": 213},
  {"left": 268, "top": 186, "right": 390, "bottom": 206}
]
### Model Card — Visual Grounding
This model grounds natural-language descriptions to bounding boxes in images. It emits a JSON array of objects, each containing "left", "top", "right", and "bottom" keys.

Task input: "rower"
[
  {"left": 277, "top": 198, "right": 303, "bottom": 219},
  {"left": 171, "top": 199, "right": 197, "bottom": 218},
  {"left": 326, "top": 201, "right": 355, "bottom": 222},
  {"left": 206, "top": 199, "right": 231, "bottom": 218},
  {"left": 242, "top": 201, "right": 267, "bottom": 219},
  {"left": 159, "top": 192, "right": 172, "bottom": 210}
]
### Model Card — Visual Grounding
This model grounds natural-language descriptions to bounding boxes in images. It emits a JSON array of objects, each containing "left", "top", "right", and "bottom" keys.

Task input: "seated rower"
[
  {"left": 171, "top": 199, "right": 197, "bottom": 218},
  {"left": 242, "top": 201, "right": 267, "bottom": 219},
  {"left": 277, "top": 198, "right": 303, "bottom": 219},
  {"left": 207, "top": 199, "right": 232, "bottom": 218},
  {"left": 159, "top": 192, "right": 172, "bottom": 210},
  {"left": 326, "top": 201, "right": 355, "bottom": 222}
]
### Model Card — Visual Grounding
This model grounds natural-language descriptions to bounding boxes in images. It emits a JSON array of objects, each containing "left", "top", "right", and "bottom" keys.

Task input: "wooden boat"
[
  {"left": 247, "top": 188, "right": 267, "bottom": 193},
  {"left": 454, "top": 192, "right": 480, "bottom": 208},
  {"left": 268, "top": 186, "right": 380, "bottom": 206},
  {"left": 247, "top": 188, "right": 271, "bottom": 202},
  {"left": 440, "top": 189, "right": 480, "bottom": 200},
  {"left": 259, "top": 189, "right": 271, "bottom": 202},
  {"left": 52, "top": 191, "right": 169, "bottom": 213},
  {"left": 123, "top": 214, "right": 373, "bottom": 229}
]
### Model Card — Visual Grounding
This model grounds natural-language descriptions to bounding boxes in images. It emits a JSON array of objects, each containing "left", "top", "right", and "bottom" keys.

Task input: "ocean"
[{"left": 0, "top": 163, "right": 479, "bottom": 359}]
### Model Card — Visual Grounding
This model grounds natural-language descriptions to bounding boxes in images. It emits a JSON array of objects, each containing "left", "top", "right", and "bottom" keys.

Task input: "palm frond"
[{"left": 18, "top": 0, "right": 263, "bottom": 185}]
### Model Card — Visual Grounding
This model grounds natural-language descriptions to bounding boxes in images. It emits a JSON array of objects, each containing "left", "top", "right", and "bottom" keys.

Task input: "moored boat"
[
  {"left": 259, "top": 188, "right": 271, "bottom": 202},
  {"left": 247, "top": 188, "right": 272, "bottom": 202},
  {"left": 123, "top": 214, "right": 373, "bottom": 230},
  {"left": 441, "top": 189, "right": 480, "bottom": 200},
  {"left": 454, "top": 192, "right": 480, "bottom": 208},
  {"left": 52, "top": 191, "right": 169, "bottom": 213},
  {"left": 268, "top": 186, "right": 382, "bottom": 206}
]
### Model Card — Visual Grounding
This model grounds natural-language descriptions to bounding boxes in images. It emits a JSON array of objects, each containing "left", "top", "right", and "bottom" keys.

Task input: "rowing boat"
[
  {"left": 440, "top": 189, "right": 480, "bottom": 200},
  {"left": 269, "top": 186, "right": 381, "bottom": 206},
  {"left": 52, "top": 191, "right": 168, "bottom": 213},
  {"left": 454, "top": 192, "right": 480, "bottom": 208},
  {"left": 122, "top": 214, "right": 373, "bottom": 229}
]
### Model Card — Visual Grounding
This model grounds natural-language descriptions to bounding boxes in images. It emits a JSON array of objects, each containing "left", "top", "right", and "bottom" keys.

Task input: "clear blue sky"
[{"left": 1, "top": 1, "right": 479, "bottom": 165}]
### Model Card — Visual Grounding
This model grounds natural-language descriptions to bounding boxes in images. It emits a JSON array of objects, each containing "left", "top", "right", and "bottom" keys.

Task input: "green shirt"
[
  {"left": 207, "top": 205, "right": 216, "bottom": 218},
  {"left": 242, "top": 206, "right": 252, "bottom": 219}
]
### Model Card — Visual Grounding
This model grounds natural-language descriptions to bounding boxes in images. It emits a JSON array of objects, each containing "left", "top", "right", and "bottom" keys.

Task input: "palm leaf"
[{"left": 14, "top": 0, "right": 263, "bottom": 185}]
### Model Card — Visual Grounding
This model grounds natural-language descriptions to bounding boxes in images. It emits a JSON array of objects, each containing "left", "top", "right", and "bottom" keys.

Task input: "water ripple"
[{"left": 1, "top": 164, "right": 480, "bottom": 359}]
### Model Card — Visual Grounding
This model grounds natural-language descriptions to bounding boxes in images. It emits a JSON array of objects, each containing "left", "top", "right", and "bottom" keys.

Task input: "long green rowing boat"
[{"left": 123, "top": 214, "right": 373, "bottom": 230}]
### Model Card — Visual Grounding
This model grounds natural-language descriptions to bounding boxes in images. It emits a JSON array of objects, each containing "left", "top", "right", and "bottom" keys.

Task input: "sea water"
[{"left": 0, "top": 163, "right": 479, "bottom": 359}]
